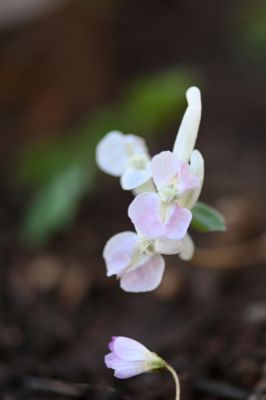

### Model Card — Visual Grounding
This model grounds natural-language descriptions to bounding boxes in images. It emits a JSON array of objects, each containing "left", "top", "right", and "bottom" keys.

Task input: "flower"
[
  {"left": 173, "top": 86, "right": 202, "bottom": 163},
  {"left": 99, "top": 86, "right": 205, "bottom": 292},
  {"left": 103, "top": 231, "right": 192, "bottom": 292},
  {"left": 173, "top": 86, "right": 204, "bottom": 210},
  {"left": 105, "top": 336, "right": 181, "bottom": 400},
  {"left": 128, "top": 151, "right": 200, "bottom": 240},
  {"left": 96, "top": 131, "right": 152, "bottom": 190},
  {"left": 128, "top": 86, "right": 204, "bottom": 241},
  {"left": 105, "top": 336, "right": 165, "bottom": 379}
]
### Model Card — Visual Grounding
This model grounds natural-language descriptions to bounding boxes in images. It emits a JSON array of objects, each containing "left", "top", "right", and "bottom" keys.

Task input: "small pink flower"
[
  {"left": 105, "top": 336, "right": 165, "bottom": 379},
  {"left": 128, "top": 192, "right": 192, "bottom": 241},
  {"left": 152, "top": 151, "right": 200, "bottom": 198},
  {"left": 128, "top": 151, "right": 200, "bottom": 240},
  {"left": 105, "top": 336, "right": 181, "bottom": 400},
  {"left": 96, "top": 131, "right": 151, "bottom": 190},
  {"left": 103, "top": 231, "right": 183, "bottom": 292},
  {"left": 103, "top": 231, "right": 164, "bottom": 293}
]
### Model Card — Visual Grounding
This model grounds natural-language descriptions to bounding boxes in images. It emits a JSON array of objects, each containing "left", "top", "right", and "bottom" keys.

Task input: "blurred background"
[{"left": 0, "top": 1, "right": 265, "bottom": 399}]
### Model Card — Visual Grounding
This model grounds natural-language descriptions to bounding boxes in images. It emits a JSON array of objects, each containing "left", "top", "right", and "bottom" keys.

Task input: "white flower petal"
[
  {"left": 111, "top": 336, "right": 157, "bottom": 362},
  {"left": 173, "top": 86, "right": 202, "bottom": 162},
  {"left": 151, "top": 151, "right": 179, "bottom": 190},
  {"left": 103, "top": 231, "right": 138, "bottom": 277},
  {"left": 121, "top": 166, "right": 152, "bottom": 190},
  {"left": 120, "top": 255, "right": 165, "bottom": 293},
  {"left": 179, "top": 150, "right": 204, "bottom": 209},
  {"left": 96, "top": 131, "right": 129, "bottom": 176},
  {"left": 105, "top": 353, "right": 150, "bottom": 379},
  {"left": 179, "top": 234, "right": 195, "bottom": 261},
  {"left": 96, "top": 131, "right": 148, "bottom": 177},
  {"left": 154, "top": 238, "right": 183, "bottom": 255},
  {"left": 124, "top": 134, "right": 148, "bottom": 157}
]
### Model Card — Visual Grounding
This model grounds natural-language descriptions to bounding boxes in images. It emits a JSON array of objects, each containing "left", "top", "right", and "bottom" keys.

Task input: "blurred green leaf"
[
  {"left": 16, "top": 67, "right": 200, "bottom": 244},
  {"left": 23, "top": 166, "right": 89, "bottom": 245},
  {"left": 235, "top": 1, "right": 266, "bottom": 64},
  {"left": 191, "top": 201, "right": 226, "bottom": 233}
]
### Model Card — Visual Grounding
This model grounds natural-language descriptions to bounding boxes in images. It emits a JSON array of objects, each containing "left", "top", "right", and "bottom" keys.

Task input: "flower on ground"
[
  {"left": 103, "top": 231, "right": 192, "bottom": 292},
  {"left": 105, "top": 336, "right": 165, "bottom": 379},
  {"left": 96, "top": 131, "right": 152, "bottom": 190},
  {"left": 105, "top": 336, "right": 180, "bottom": 400}
]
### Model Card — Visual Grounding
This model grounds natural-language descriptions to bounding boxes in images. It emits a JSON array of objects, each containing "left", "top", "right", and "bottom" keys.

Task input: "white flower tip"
[
  {"left": 96, "top": 130, "right": 126, "bottom": 177},
  {"left": 179, "top": 234, "right": 195, "bottom": 261},
  {"left": 186, "top": 86, "right": 201, "bottom": 109}
]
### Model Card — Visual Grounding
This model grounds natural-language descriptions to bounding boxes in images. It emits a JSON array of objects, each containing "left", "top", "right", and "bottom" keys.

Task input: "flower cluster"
[{"left": 96, "top": 86, "right": 203, "bottom": 293}]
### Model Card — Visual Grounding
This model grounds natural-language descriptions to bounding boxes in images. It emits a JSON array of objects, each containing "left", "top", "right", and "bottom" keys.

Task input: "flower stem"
[{"left": 165, "top": 363, "right": 180, "bottom": 400}]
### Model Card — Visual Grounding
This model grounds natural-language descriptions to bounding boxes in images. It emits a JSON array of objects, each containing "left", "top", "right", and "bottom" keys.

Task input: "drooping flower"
[
  {"left": 96, "top": 131, "right": 152, "bottom": 190},
  {"left": 105, "top": 336, "right": 180, "bottom": 400},
  {"left": 105, "top": 336, "right": 165, "bottom": 379}
]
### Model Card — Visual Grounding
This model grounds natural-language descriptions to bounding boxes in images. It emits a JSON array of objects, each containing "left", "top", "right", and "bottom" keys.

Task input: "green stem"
[{"left": 165, "top": 363, "right": 180, "bottom": 400}]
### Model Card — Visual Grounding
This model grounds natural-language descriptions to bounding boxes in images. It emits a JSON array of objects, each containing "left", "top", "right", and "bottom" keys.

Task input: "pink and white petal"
[
  {"left": 179, "top": 234, "right": 195, "bottom": 261},
  {"left": 179, "top": 162, "right": 200, "bottom": 194},
  {"left": 128, "top": 193, "right": 165, "bottom": 238},
  {"left": 114, "top": 361, "right": 150, "bottom": 379},
  {"left": 124, "top": 135, "right": 148, "bottom": 157},
  {"left": 164, "top": 204, "right": 192, "bottom": 240},
  {"left": 103, "top": 232, "right": 138, "bottom": 277},
  {"left": 96, "top": 131, "right": 129, "bottom": 176},
  {"left": 105, "top": 353, "right": 149, "bottom": 378},
  {"left": 179, "top": 150, "right": 204, "bottom": 209},
  {"left": 121, "top": 166, "right": 152, "bottom": 190},
  {"left": 110, "top": 337, "right": 154, "bottom": 361},
  {"left": 151, "top": 151, "right": 181, "bottom": 190},
  {"left": 173, "top": 87, "right": 202, "bottom": 163},
  {"left": 120, "top": 255, "right": 165, "bottom": 293},
  {"left": 155, "top": 238, "right": 183, "bottom": 255}
]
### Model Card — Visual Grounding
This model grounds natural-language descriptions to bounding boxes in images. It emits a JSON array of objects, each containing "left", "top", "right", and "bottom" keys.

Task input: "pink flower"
[
  {"left": 152, "top": 151, "right": 200, "bottom": 199},
  {"left": 96, "top": 131, "right": 152, "bottom": 190},
  {"left": 128, "top": 151, "right": 199, "bottom": 240},
  {"left": 105, "top": 336, "right": 164, "bottom": 379},
  {"left": 105, "top": 336, "right": 181, "bottom": 400},
  {"left": 103, "top": 231, "right": 183, "bottom": 292}
]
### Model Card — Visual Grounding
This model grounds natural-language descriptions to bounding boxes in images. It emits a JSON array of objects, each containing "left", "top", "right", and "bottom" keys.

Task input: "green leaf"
[
  {"left": 191, "top": 201, "right": 226, "bottom": 232},
  {"left": 23, "top": 166, "right": 89, "bottom": 245}
]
